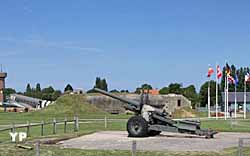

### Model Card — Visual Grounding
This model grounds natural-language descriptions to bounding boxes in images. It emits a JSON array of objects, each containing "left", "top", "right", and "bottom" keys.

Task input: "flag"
[
  {"left": 228, "top": 74, "right": 235, "bottom": 84},
  {"left": 235, "top": 73, "right": 239, "bottom": 86},
  {"left": 225, "top": 63, "right": 231, "bottom": 76},
  {"left": 217, "top": 65, "right": 222, "bottom": 79},
  {"left": 207, "top": 66, "right": 214, "bottom": 78},
  {"left": 245, "top": 73, "right": 250, "bottom": 82}
]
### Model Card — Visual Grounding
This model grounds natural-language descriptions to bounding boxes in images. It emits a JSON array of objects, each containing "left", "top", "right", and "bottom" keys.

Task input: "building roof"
[{"left": 221, "top": 92, "right": 250, "bottom": 103}]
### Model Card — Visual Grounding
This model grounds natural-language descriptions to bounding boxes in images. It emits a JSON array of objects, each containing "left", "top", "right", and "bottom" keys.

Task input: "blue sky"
[{"left": 1, "top": 1, "right": 250, "bottom": 92}]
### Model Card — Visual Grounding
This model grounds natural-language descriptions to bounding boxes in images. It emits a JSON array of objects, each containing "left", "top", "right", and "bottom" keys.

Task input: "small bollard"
[
  {"left": 36, "top": 140, "right": 40, "bottom": 156},
  {"left": 238, "top": 138, "right": 243, "bottom": 156},
  {"left": 11, "top": 123, "right": 15, "bottom": 133},
  {"left": 53, "top": 118, "right": 56, "bottom": 134},
  {"left": 41, "top": 121, "right": 44, "bottom": 136},
  {"left": 132, "top": 140, "right": 137, "bottom": 156},
  {"left": 74, "top": 116, "right": 79, "bottom": 132},
  {"left": 26, "top": 121, "right": 30, "bottom": 137},
  {"left": 104, "top": 116, "right": 107, "bottom": 129},
  {"left": 64, "top": 117, "right": 67, "bottom": 133}
]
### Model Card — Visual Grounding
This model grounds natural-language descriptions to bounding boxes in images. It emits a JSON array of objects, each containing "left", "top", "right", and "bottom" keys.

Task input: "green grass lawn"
[{"left": 0, "top": 143, "right": 248, "bottom": 156}]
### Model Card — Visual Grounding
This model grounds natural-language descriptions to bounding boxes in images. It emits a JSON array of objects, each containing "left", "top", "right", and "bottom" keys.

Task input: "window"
[{"left": 177, "top": 100, "right": 181, "bottom": 107}]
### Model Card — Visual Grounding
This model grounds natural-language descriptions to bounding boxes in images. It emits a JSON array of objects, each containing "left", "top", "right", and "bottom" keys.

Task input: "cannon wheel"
[
  {"left": 148, "top": 130, "right": 161, "bottom": 136},
  {"left": 127, "top": 116, "right": 148, "bottom": 137}
]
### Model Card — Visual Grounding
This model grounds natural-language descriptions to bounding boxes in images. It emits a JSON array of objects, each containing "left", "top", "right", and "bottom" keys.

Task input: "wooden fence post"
[
  {"left": 132, "top": 140, "right": 137, "bottom": 156},
  {"left": 41, "top": 121, "right": 44, "bottom": 136},
  {"left": 104, "top": 116, "right": 107, "bottom": 129},
  {"left": 53, "top": 118, "right": 56, "bottom": 134},
  {"left": 11, "top": 123, "right": 15, "bottom": 133},
  {"left": 36, "top": 140, "right": 40, "bottom": 156},
  {"left": 26, "top": 121, "right": 30, "bottom": 137},
  {"left": 64, "top": 117, "right": 67, "bottom": 133},
  {"left": 238, "top": 138, "right": 243, "bottom": 156},
  {"left": 74, "top": 116, "right": 79, "bottom": 132}
]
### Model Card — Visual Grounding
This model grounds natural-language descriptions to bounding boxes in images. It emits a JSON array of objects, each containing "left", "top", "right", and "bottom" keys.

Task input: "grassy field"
[
  {"left": 0, "top": 143, "right": 249, "bottom": 156},
  {"left": 1, "top": 94, "right": 250, "bottom": 155}
]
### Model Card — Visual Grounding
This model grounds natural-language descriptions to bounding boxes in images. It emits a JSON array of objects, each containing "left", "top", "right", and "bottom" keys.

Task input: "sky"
[{"left": 1, "top": 0, "right": 250, "bottom": 92}]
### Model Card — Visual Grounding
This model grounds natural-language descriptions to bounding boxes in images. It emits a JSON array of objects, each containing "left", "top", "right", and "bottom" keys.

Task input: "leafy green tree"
[
  {"left": 168, "top": 83, "right": 182, "bottom": 94},
  {"left": 36, "top": 83, "right": 41, "bottom": 92},
  {"left": 182, "top": 85, "right": 198, "bottom": 108},
  {"left": 110, "top": 89, "right": 119, "bottom": 93},
  {"left": 25, "top": 83, "right": 32, "bottom": 96},
  {"left": 120, "top": 90, "right": 129, "bottom": 93},
  {"left": 101, "top": 79, "right": 108, "bottom": 91},
  {"left": 52, "top": 90, "right": 62, "bottom": 101},
  {"left": 159, "top": 87, "right": 169, "bottom": 94},
  {"left": 134, "top": 84, "right": 152, "bottom": 94},
  {"left": 3, "top": 88, "right": 16, "bottom": 101},
  {"left": 94, "top": 77, "right": 102, "bottom": 89},
  {"left": 199, "top": 81, "right": 218, "bottom": 107},
  {"left": 64, "top": 84, "right": 74, "bottom": 92}
]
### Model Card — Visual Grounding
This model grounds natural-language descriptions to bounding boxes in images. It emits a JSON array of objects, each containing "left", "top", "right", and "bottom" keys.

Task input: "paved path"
[{"left": 59, "top": 131, "right": 250, "bottom": 151}]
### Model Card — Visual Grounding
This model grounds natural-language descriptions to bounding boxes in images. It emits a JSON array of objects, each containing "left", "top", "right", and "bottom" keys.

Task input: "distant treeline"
[{"left": 4, "top": 65, "right": 250, "bottom": 107}]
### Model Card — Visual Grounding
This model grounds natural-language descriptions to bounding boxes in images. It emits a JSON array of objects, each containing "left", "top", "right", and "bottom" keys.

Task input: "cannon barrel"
[{"left": 93, "top": 88, "right": 140, "bottom": 111}]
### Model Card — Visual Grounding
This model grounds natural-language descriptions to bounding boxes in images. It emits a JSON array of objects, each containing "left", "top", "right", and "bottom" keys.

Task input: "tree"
[
  {"left": 93, "top": 77, "right": 108, "bottom": 91},
  {"left": 25, "top": 83, "right": 32, "bottom": 96},
  {"left": 35, "top": 83, "right": 41, "bottom": 92},
  {"left": 100, "top": 79, "right": 108, "bottom": 91},
  {"left": 94, "top": 77, "right": 102, "bottom": 89},
  {"left": 52, "top": 90, "right": 62, "bottom": 101},
  {"left": 168, "top": 83, "right": 182, "bottom": 94},
  {"left": 110, "top": 89, "right": 119, "bottom": 93},
  {"left": 159, "top": 87, "right": 169, "bottom": 94},
  {"left": 182, "top": 85, "right": 198, "bottom": 108},
  {"left": 42, "top": 86, "right": 55, "bottom": 101},
  {"left": 120, "top": 90, "right": 129, "bottom": 93},
  {"left": 3, "top": 88, "right": 16, "bottom": 101},
  {"left": 64, "top": 84, "right": 73, "bottom": 93},
  {"left": 199, "top": 81, "right": 219, "bottom": 107},
  {"left": 134, "top": 84, "right": 153, "bottom": 94}
]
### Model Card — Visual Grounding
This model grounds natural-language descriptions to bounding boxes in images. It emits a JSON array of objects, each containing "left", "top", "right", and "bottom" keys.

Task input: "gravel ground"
[{"left": 59, "top": 131, "right": 250, "bottom": 151}]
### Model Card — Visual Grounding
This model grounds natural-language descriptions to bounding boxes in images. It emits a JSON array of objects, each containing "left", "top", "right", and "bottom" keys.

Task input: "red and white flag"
[
  {"left": 228, "top": 74, "right": 235, "bottom": 84},
  {"left": 217, "top": 65, "right": 222, "bottom": 79},
  {"left": 207, "top": 67, "right": 214, "bottom": 78},
  {"left": 245, "top": 73, "right": 250, "bottom": 82}
]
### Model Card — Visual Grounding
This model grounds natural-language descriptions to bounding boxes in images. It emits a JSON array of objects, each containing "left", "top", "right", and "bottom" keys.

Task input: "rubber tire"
[
  {"left": 127, "top": 116, "right": 148, "bottom": 137},
  {"left": 148, "top": 130, "right": 161, "bottom": 136}
]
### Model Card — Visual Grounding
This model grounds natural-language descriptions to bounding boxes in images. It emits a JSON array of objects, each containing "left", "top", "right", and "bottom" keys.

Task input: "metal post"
[
  {"left": 53, "top": 118, "right": 56, "bottom": 134},
  {"left": 238, "top": 138, "right": 243, "bottom": 156},
  {"left": 64, "top": 117, "right": 67, "bottom": 133},
  {"left": 74, "top": 116, "right": 79, "bottom": 132},
  {"left": 244, "top": 81, "right": 247, "bottom": 119},
  {"left": 41, "top": 121, "right": 44, "bottom": 136},
  {"left": 36, "top": 140, "right": 40, "bottom": 156},
  {"left": 11, "top": 123, "right": 15, "bottom": 133},
  {"left": 132, "top": 140, "right": 137, "bottom": 156},
  {"left": 208, "top": 79, "right": 211, "bottom": 118},
  {"left": 104, "top": 116, "right": 107, "bottom": 129},
  {"left": 26, "top": 121, "right": 30, "bottom": 137}
]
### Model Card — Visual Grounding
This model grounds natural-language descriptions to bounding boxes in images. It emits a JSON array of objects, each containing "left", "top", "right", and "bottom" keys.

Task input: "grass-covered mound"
[
  {"left": 172, "top": 107, "right": 206, "bottom": 118},
  {"left": 38, "top": 94, "right": 104, "bottom": 115}
]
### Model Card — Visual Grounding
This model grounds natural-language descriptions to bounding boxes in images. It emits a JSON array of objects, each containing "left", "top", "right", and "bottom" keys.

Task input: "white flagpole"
[
  {"left": 208, "top": 78, "right": 211, "bottom": 118},
  {"left": 234, "top": 79, "right": 237, "bottom": 118},
  {"left": 216, "top": 64, "right": 218, "bottom": 120},
  {"left": 227, "top": 74, "right": 229, "bottom": 118},
  {"left": 224, "top": 71, "right": 227, "bottom": 120},
  {"left": 244, "top": 80, "right": 246, "bottom": 119}
]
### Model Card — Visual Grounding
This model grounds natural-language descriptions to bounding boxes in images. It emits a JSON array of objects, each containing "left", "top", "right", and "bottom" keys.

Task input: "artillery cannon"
[{"left": 93, "top": 88, "right": 217, "bottom": 138}]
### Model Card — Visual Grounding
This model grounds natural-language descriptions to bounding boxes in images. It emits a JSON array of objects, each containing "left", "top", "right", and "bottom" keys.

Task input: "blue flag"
[{"left": 235, "top": 74, "right": 239, "bottom": 86}]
